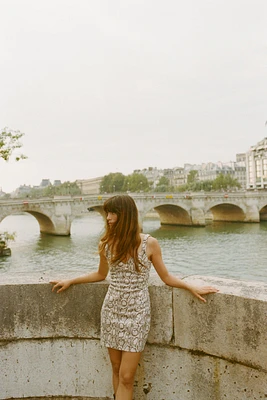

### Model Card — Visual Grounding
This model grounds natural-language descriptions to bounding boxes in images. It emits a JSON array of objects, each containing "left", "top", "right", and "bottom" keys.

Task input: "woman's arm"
[
  {"left": 50, "top": 249, "right": 109, "bottom": 294},
  {"left": 147, "top": 236, "right": 218, "bottom": 302}
]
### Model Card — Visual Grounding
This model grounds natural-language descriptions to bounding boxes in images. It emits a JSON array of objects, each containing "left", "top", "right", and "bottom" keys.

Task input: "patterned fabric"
[{"left": 101, "top": 234, "right": 152, "bottom": 352}]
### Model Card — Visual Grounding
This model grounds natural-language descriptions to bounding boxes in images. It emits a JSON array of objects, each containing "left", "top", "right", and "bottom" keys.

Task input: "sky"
[{"left": 1, "top": 0, "right": 267, "bottom": 193}]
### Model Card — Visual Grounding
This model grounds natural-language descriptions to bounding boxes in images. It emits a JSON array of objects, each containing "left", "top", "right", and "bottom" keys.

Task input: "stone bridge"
[{"left": 1, "top": 192, "right": 267, "bottom": 235}]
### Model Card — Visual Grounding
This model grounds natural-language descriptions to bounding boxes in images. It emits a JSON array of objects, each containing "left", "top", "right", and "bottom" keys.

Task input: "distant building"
[
  {"left": 76, "top": 177, "right": 103, "bottom": 194},
  {"left": 233, "top": 154, "right": 246, "bottom": 189},
  {"left": 40, "top": 179, "right": 51, "bottom": 187},
  {"left": 246, "top": 137, "right": 267, "bottom": 189},
  {"left": 53, "top": 180, "right": 62, "bottom": 186},
  {"left": 135, "top": 167, "right": 161, "bottom": 189},
  {"left": 236, "top": 153, "right": 246, "bottom": 163},
  {"left": 184, "top": 157, "right": 246, "bottom": 189},
  {"left": 14, "top": 184, "right": 32, "bottom": 197},
  {"left": 171, "top": 167, "right": 186, "bottom": 187}
]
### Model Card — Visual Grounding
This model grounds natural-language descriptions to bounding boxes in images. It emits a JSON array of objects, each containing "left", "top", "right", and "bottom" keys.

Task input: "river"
[{"left": 0, "top": 212, "right": 267, "bottom": 283}]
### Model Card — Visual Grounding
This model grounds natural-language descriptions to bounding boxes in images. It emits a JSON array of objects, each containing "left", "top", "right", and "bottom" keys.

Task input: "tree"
[
  {"left": 42, "top": 181, "right": 82, "bottom": 197},
  {"left": 0, "top": 231, "right": 16, "bottom": 244},
  {"left": 187, "top": 170, "right": 198, "bottom": 184},
  {"left": 0, "top": 127, "right": 27, "bottom": 161},
  {"left": 155, "top": 176, "right": 171, "bottom": 192},
  {"left": 100, "top": 173, "right": 126, "bottom": 193},
  {"left": 212, "top": 173, "right": 241, "bottom": 191},
  {"left": 124, "top": 173, "right": 149, "bottom": 192},
  {"left": 0, "top": 127, "right": 27, "bottom": 250}
]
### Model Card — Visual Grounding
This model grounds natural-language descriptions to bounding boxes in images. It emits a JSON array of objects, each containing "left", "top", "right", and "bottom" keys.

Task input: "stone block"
[
  {"left": 173, "top": 276, "right": 267, "bottom": 371},
  {"left": 137, "top": 344, "right": 267, "bottom": 400},
  {"left": 0, "top": 338, "right": 113, "bottom": 400},
  {"left": 147, "top": 275, "right": 173, "bottom": 344},
  {"left": 0, "top": 280, "right": 108, "bottom": 340}
]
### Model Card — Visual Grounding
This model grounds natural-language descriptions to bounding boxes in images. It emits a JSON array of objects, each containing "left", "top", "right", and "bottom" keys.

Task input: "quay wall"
[{"left": 1, "top": 275, "right": 267, "bottom": 400}]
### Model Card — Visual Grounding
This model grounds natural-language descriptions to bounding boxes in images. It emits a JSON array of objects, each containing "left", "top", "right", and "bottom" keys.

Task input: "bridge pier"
[
  {"left": 244, "top": 205, "right": 260, "bottom": 223},
  {"left": 41, "top": 215, "right": 72, "bottom": 236},
  {"left": 190, "top": 208, "right": 206, "bottom": 226}
]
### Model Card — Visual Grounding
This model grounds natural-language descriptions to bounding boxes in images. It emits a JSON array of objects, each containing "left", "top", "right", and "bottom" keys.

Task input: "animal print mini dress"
[{"left": 101, "top": 234, "right": 152, "bottom": 352}]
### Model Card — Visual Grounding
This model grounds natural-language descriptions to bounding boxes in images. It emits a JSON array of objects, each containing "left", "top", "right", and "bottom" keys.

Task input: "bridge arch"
[
  {"left": 205, "top": 202, "right": 246, "bottom": 222},
  {"left": 153, "top": 204, "right": 192, "bottom": 226},
  {"left": 144, "top": 204, "right": 192, "bottom": 226},
  {"left": 0, "top": 211, "right": 56, "bottom": 234},
  {"left": 87, "top": 205, "right": 105, "bottom": 219},
  {"left": 259, "top": 204, "right": 267, "bottom": 221},
  {"left": 87, "top": 202, "right": 193, "bottom": 227}
]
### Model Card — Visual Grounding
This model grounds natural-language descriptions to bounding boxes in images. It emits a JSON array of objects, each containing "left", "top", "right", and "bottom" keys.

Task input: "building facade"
[
  {"left": 76, "top": 177, "right": 103, "bottom": 194},
  {"left": 246, "top": 137, "right": 267, "bottom": 189}
]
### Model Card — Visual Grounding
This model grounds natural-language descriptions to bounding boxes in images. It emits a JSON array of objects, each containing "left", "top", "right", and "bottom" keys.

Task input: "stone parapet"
[{"left": 0, "top": 274, "right": 267, "bottom": 399}]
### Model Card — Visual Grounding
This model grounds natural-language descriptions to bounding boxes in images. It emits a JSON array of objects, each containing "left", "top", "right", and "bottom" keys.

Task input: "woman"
[{"left": 51, "top": 195, "right": 218, "bottom": 400}]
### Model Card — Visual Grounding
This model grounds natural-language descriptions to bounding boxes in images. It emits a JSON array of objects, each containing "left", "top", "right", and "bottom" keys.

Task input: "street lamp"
[
  {"left": 140, "top": 181, "right": 143, "bottom": 192},
  {"left": 113, "top": 185, "right": 115, "bottom": 193}
]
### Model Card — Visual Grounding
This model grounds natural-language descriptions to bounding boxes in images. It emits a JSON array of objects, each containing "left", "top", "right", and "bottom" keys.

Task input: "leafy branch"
[
  {"left": 0, "top": 127, "right": 27, "bottom": 161},
  {"left": 0, "top": 231, "right": 16, "bottom": 246}
]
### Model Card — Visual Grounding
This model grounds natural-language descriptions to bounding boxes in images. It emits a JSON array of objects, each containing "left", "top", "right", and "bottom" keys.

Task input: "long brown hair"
[{"left": 99, "top": 195, "right": 142, "bottom": 271}]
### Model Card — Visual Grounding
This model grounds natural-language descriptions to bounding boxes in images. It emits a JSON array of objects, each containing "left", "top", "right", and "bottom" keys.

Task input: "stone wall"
[{"left": 1, "top": 275, "right": 267, "bottom": 400}]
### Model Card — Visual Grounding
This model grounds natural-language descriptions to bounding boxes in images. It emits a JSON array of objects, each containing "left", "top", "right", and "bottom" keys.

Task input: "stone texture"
[
  {"left": 173, "top": 276, "right": 267, "bottom": 371},
  {"left": 0, "top": 281, "right": 108, "bottom": 340},
  {"left": 0, "top": 338, "right": 113, "bottom": 400},
  {"left": 140, "top": 345, "right": 267, "bottom": 400},
  {"left": 1, "top": 275, "right": 267, "bottom": 399},
  {"left": 147, "top": 275, "right": 173, "bottom": 344}
]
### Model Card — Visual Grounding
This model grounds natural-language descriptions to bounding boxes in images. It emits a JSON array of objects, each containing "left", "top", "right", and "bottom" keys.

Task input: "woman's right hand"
[{"left": 50, "top": 279, "right": 72, "bottom": 293}]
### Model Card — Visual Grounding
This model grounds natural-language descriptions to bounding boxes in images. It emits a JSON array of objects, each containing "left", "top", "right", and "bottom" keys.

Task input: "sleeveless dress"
[{"left": 100, "top": 234, "right": 152, "bottom": 352}]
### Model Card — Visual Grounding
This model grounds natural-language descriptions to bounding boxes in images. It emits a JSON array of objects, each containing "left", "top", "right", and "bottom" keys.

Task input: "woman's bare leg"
[
  {"left": 108, "top": 348, "right": 122, "bottom": 395},
  {"left": 115, "top": 351, "right": 142, "bottom": 400}
]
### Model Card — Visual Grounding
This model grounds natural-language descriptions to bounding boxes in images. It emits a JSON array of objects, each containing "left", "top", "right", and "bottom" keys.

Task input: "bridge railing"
[{"left": 1, "top": 190, "right": 267, "bottom": 206}]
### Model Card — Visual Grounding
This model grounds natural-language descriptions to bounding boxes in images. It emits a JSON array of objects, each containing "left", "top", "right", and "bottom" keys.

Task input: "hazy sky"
[{"left": 1, "top": 0, "right": 267, "bottom": 192}]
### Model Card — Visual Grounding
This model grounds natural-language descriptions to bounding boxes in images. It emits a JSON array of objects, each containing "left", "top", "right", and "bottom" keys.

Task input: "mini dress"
[{"left": 101, "top": 234, "right": 152, "bottom": 352}]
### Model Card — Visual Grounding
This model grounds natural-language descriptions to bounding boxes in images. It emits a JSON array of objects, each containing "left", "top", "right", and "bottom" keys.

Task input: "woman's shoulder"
[
  {"left": 140, "top": 233, "right": 158, "bottom": 245},
  {"left": 140, "top": 233, "right": 160, "bottom": 259}
]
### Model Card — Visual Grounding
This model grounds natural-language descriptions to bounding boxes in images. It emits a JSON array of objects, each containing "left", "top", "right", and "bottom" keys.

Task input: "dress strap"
[
  {"left": 141, "top": 234, "right": 150, "bottom": 251},
  {"left": 105, "top": 243, "right": 110, "bottom": 259}
]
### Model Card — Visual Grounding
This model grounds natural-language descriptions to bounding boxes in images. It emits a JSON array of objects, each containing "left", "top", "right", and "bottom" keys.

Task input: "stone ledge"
[
  {"left": 0, "top": 274, "right": 173, "bottom": 345},
  {"left": 5, "top": 398, "right": 112, "bottom": 400},
  {"left": 174, "top": 276, "right": 267, "bottom": 371},
  {"left": 1, "top": 274, "right": 267, "bottom": 399}
]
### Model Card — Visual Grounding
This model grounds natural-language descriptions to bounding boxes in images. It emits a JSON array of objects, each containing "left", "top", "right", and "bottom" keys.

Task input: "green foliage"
[
  {"left": 100, "top": 172, "right": 150, "bottom": 193},
  {"left": 0, "top": 127, "right": 27, "bottom": 161},
  {"left": 101, "top": 173, "right": 126, "bottom": 193},
  {"left": 1, "top": 127, "right": 27, "bottom": 248},
  {"left": 21, "top": 181, "right": 82, "bottom": 198},
  {"left": 176, "top": 173, "right": 241, "bottom": 192},
  {"left": 0, "top": 231, "right": 16, "bottom": 245},
  {"left": 124, "top": 173, "right": 149, "bottom": 192},
  {"left": 158, "top": 176, "right": 169, "bottom": 186},
  {"left": 176, "top": 184, "right": 189, "bottom": 192},
  {"left": 187, "top": 170, "right": 198, "bottom": 184},
  {"left": 43, "top": 181, "right": 82, "bottom": 197},
  {"left": 212, "top": 173, "right": 241, "bottom": 190},
  {"left": 154, "top": 176, "right": 171, "bottom": 192}
]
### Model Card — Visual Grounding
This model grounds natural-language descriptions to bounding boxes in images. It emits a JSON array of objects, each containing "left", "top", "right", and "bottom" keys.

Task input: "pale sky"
[{"left": 1, "top": 0, "right": 267, "bottom": 193}]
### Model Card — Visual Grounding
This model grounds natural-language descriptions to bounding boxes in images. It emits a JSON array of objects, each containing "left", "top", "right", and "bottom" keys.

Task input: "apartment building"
[{"left": 246, "top": 137, "right": 267, "bottom": 189}]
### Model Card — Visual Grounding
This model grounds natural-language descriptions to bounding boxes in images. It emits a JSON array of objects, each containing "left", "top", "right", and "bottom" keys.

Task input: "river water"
[{"left": 0, "top": 213, "right": 267, "bottom": 283}]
